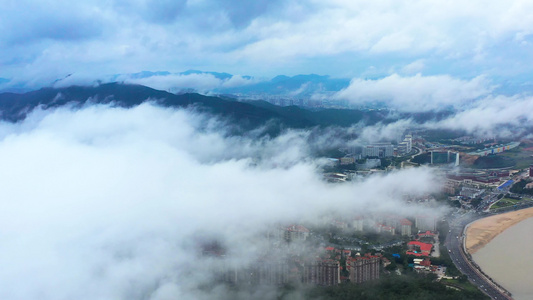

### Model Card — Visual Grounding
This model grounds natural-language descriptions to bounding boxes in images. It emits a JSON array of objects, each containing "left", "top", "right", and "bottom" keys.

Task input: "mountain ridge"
[{"left": 0, "top": 83, "right": 452, "bottom": 135}]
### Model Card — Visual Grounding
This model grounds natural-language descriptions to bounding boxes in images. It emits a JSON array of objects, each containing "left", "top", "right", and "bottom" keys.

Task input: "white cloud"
[
  {"left": 335, "top": 74, "right": 494, "bottom": 111},
  {"left": 0, "top": 103, "right": 445, "bottom": 299},
  {"left": 353, "top": 119, "right": 415, "bottom": 144},
  {"left": 3, "top": 1, "right": 533, "bottom": 82},
  {"left": 120, "top": 73, "right": 223, "bottom": 92},
  {"left": 401, "top": 60, "right": 425, "bottom": 75},
  {"left": 113, "top": 73, "right": 257, "bottom": 93},
  {"left": 432, "top": 94, "right": 533, "bottom": 137}
]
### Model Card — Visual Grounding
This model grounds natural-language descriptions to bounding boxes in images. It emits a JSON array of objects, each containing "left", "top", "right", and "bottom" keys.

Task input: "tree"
[{"left": 458, "top": 274, "right": 468, "bottom": 283}]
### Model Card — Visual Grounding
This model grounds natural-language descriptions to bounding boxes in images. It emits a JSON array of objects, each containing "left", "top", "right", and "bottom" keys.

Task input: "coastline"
[{"left": 465, "top": 207, "right": 533, "bottom": 254}]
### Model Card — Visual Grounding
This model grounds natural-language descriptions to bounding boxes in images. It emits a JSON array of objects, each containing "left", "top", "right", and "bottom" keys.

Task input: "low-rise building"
[
  {"left": 459, "top": 187, "right": 484, "bottom": 199},
  {"left": 406, "top": 241, "right": 433, "bottom": 256}
]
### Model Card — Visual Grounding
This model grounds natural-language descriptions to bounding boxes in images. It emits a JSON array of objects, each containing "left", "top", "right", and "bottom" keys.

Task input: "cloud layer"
[
  {"left": 335, "top": 74, "right": 494, "bottom": 111},
  {"left": 0, "top": 104, "right": 444, "bottom": 299},
  {"left": 2, "top": 0, "right": 533, "bottom": 85}
]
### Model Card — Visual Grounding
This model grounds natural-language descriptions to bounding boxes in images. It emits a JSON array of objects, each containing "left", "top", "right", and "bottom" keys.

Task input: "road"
[{"left": 446, "top": 213, "right": 512, "bottom": 299}]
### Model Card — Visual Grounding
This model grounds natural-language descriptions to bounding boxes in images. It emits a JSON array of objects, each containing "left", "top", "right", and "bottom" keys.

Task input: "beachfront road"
[{"left": 447, "top": 214, "right": 512, "bottom": 300}]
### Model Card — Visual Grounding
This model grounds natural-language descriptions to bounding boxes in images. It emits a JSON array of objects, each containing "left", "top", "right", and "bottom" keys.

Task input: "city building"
[
  {"left": 397, "top": 135, "right": 413, "bottom": 155},
  {"left": 352, "top": 216, "right": 364, "bottom": 231},
  {"left": 362, "top": 143, "right": 393, "bottom": 158},
  {"left": 340, "top": 157, "right": 355, "bottom": 165},
  {"left": 459, "top": 187, "right": 484, "bottom": 199},
  {"left": 467, "top": 141, "right": 520, "bottom": 156},
  {"left": 430, "top": 151, "right": 459, "bottom": 166},
  {"left": 406, "top": 241, "right": 433, "bottom": 256},
  {"left": 376, "top": 223, "right": 395, "bottom": 235},
  {"left": 303, "top": 259, "right": 340, "bottom": 286},
  {"left": 415, "top": 215, "right": 436, "bottom": 232},
  {"left": 400, "top": 218, "right": 412, "bottom": 236},
  {"left": 254, "top": 260, "right": 290, "bottom": 285},
  {"left": 281, "top": 225, "right": 310, "bottom": 242},
  {"left": 349, "top": 254, "right": 381, "bottom": 284}
]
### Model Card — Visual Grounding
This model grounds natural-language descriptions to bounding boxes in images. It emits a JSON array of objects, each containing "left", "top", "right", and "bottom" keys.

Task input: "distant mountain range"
[
  {"left": 0, "top": 83, "right": 453, "bottom": 136},
  {"left": 110, "top": 70, "right": 351, "bottom": 97},
  {"left": 220, "top": 73, "right": 350, "bottom": 96},
  {"left": 0, "top": 70, "right": 352, "bottom": 98},
  {"left": 1, "top": 70, "right": 531, "bottom": 101}
]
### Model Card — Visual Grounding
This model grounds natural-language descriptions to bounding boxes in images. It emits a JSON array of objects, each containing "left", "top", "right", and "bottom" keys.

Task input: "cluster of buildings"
[
  {"left": 406, "top": 241, "right": 433, "bottom": 256},
  {"left": 359, "top": 135, "right": 413, "bottom": 158},
  {"left": 219, "top": 248, "right": 386, "bottom": 287},
  {"left": 348, "top": 214, "right": 436, "bottom": 237},
  {"left": 397, "top": 135, "right": 413, "bottom": 156},
  {"left": 445, "top": 169, "right": 511, "bottom": 189},
  {"left": 467, "top": 142, "right": 520, "bottom": 156},
  {"left": 459, "top": 187, "right": 485, "bottom": 199},
  {"left": 216, "top": 213, "right": 446, "bottom": 289},
  {"left": 405, "top": 231, "right": 438, "bottom": 257},
  {"left": 279, "top": 224, "right": 310, "bottom": 242},
  {"left": 322, "top": 248, "right": 387, "bottom": 285},
  {"left": 453, "top": 136, "right": 494, "bottom": 145},
  {"left": 362, "top": 143, "right": 394, "bottom": 158}
]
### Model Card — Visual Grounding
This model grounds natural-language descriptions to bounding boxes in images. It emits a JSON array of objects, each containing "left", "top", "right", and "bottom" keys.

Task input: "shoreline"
[{"left": 465, "top": 207, "right": 533, "bottom": 254}]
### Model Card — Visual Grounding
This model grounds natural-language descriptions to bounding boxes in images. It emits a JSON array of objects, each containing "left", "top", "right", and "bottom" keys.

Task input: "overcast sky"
[
  {"left": 1, "top": 2, "right": 527, "bottom": 297},
  {"left": 2, "top": 0, "right": 533, "bottom": 87}
]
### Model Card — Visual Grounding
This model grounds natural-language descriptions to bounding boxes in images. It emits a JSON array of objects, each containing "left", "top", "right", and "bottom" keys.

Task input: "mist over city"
[{"left": 1, "top": 1, "right": 533, "bottom": 300}]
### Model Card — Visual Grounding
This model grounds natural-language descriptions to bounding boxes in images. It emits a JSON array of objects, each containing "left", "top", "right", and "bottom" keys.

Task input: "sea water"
[{"left": 472, "top": 217, "right": 533, "bottom": 300}]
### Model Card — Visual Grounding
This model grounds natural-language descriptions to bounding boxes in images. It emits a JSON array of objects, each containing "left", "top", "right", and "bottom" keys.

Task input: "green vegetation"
[
  {"left": 500, "top": 145, "right": 533, "bottom": 169},
  {"left": 510, "top": 179, "right": 533, "bottom": 195},
  {"left": 412, "top": 152, "right": 431, "bottom": 164},
  {"left": 472, "top": 155, "right": 516, "bottom": 169},
  {"left": 470, "top": 197, "right": 483, "bottom": 209},
  {"left": 351, "top": 231, "right": 406, "bottom": 245},
  {"left": 390, "top": 154, "right": 414, "bottom": 167},
  {"left": 441, "top": 278, "right": 486, "bottom": 294},
  {"left": 437, "top": 220, "right": 449, "bottom": 243},
  {"left": 422, "top": 129, "right": 466, "bottom": 142},
  {"left": 305, "top": 273, "right": 489, "bottom": 300},
  {"left": 490, "top": 197, "right": 522, "bottom": 210},
  {"left": 429, "top": 246, "right": 460, "bottom": 277}
]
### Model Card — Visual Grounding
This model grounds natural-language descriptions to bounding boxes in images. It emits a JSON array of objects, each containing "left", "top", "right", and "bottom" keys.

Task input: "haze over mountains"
[
  {"left": 3, "top": 1, "right": 533, "bottom": 299},
  {"left": 0, "top": 70, "right": 350, "bottom": 98},
  {"left": 0, "top": 82, "right": 460, "bottom": 134}
]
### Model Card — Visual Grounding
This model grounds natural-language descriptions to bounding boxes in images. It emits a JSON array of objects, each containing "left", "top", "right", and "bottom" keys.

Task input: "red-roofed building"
[
  {"left": 406, "top": 241, "right": 433, "bottom": 256},
  {"left": 418, "top": 230, "right": 435, "bottom": 238},
  {"left": 420, "top": 258, "right": 431, "bottom": 267},
  {"left": 375, "top": 223, "right": 396, "bottom": 235}
]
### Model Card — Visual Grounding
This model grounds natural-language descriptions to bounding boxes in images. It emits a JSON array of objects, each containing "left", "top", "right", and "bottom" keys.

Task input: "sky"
[
  {"left": 0, "top": 2, "right": 531, "bottom": 298},
  {"left": 2, "top": 0, "right": 533, "bottom": 89}
]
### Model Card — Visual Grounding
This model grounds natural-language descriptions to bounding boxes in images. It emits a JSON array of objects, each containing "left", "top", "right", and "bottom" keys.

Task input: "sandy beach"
[{"left": 465, "top": 207, "right": 533, "bottom": 254}]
